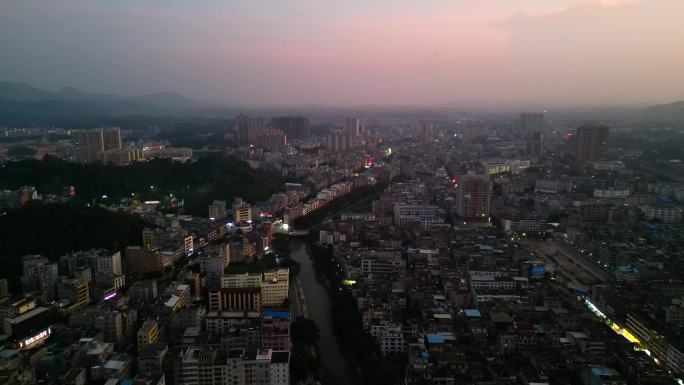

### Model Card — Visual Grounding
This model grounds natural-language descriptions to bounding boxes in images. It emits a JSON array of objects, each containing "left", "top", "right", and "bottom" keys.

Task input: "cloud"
[
  {"left": 485, "top": 0, "right": 684, "bottom": 106},
  {"left": 0, "top": 0, "right": 681, "bottom": 106}
]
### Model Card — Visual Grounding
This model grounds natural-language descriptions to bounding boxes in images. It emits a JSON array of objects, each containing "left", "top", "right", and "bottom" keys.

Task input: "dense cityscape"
[
  {"left": 1, "top": 107, "right": 684, "bottom": 385},
  {"left": 2, "top": 1, "right": 684, "bottom": 385}
]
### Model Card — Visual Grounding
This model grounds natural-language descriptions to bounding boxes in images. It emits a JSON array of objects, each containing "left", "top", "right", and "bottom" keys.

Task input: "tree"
[
  {"left": 547, "top": 213, "right": 561, "bottom": 223},
  {"left": 0, "top": 201, "right": 145, "bottom": 291},
  {"left": 271, "top": 233, "right": 291, "bottom": 257},
  {"left": 7, "top": 146, "right": 35, "bottom": 158},
  {"left": 290, "top": 317, "right": 321, "bottom": 383},
  {"left": 0, "top": 154, "right": 285, "bottom": 216},
  {"left": 290, "top": 347, "right": 319, "bottom": 383},
  {"left": 291, "top": 317, "right": 320, "bottom": 347}
]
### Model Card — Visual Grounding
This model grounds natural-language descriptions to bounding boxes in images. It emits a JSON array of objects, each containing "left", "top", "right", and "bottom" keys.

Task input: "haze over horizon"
[{"left": 2, "top": 0, "right": 683, "bottom": 108}]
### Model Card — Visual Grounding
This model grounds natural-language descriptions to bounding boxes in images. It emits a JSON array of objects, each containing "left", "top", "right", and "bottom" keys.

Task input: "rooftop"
[{"left": 425, "top": 333, "right": 445, "bottom": 344}]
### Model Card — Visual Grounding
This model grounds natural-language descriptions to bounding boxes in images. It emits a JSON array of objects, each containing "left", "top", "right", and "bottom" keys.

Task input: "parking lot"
[{"left": 519, "top": 239, "right": 610, "bottom": 291}]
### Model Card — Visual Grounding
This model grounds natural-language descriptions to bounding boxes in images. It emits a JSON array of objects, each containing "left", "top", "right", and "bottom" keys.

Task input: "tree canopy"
[
  {"left": 0, "top": 153, "right": 284, "bottom": 216},
  {"left": 0, "top": 201, "right": 145, "bottom": 291}
]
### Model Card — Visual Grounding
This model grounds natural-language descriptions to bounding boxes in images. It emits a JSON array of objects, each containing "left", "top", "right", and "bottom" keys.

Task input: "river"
[{"left": 290, "top": 239, "right": 355, "bottom": 385}]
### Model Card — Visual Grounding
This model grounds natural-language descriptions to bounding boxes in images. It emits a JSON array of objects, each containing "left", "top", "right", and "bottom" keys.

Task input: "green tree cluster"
[
  {"left": 0, "top": 201, "right": 145, "bottom": 291},
  {"left": 0, "top": 154, "right": 284, "bottom": 216},
  {"left": 309, "top": 242, "right": 402, "bottom": 385},
  {"left": 290, "top": 317, "right": 321, "bottom": 383}
]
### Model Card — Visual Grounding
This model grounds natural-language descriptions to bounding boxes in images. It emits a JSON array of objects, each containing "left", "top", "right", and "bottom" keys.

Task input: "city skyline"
[
  {"left": 1, "top": 0, "right": 683, "bottom": 107},
  {"left": 2, "top": 2, "right": 684, "bottom": 385}
]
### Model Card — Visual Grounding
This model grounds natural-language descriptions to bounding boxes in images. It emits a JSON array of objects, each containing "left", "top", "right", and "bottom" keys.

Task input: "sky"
[{"left": 1, "top": 0, "right": 683, "bottom": 107}]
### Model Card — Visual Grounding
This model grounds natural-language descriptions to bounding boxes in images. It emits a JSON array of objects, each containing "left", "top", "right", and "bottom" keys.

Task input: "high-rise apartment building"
[
  {"left": 125, "top": 246, "right": 163, "bottom": 275},
  {"left": 393, "top": 204, "right": 446, "bottom": 229},
  {"left": 75, "top": 131, "right": 100, "bottom": 161},
  {"left": 233, "top": 198, "right": 252, "bottom": 223},
  {"left": 129, "top": 279, "right": 159, "bottom": 304},
  {"left": 326, "top": 130, "right": 354, "bottom": 153},
  {"left": 237, "top": 115, "right": 267, "bottom": 146},
  {"left": 244, "top": 349, "right": 290, "bottom": 385},
  {"left": 74, "top": 127, "right": 122, "bottom": 163},
  {"left": 180, "top": 347, "right": 289, "bottom": 385},
  {"left": 102, "top": 127, "right": 122, "bottom": 150},
  {"left": 94, "top": 251, "right": 123, "bottom": 276},
  {"left": 261, "top": 268, "right": 289, "bottom": 307},
  {"left": 639, "top": 205, "right": 683, "bottom": 223},
  {"left": 73, "top": 307, "right": 128, "bottom": 345},
  {"left": 462, "top": 127, "right": 486, "bottom": 141},
  {"left": 271, "top": 116, "right": 311, "bottom": 140},
  {"left": 254, "top": 127, "right": 287, "bottom": 151},
  {"left": 21, "top": 255, "right": 58, "bottom": 300},
  {"left": 237, "top": 115, "right": 288, "bottom": 149},
  {"left": 420, "top": 121, "right": 434, "bottom": 144},
  {"left": 200, "top": 245, "right": 230, "bottom": 276},
  {"left": 221, "top": 272, "right": 263, "bottom": 289},
  {"left": 208, "top": 288, "right": 262, "bottom": 312},
  {"left": 100, "top": 148, "right": 144, "bottom": 166},
  {"left": 57, "top": 277, "right": 90, "bottom": 312},
  {"left": 456, "top": 175, "right": 491, "bottom": 220},
  {"left": 142, "top": 227, "right": 172, "bottom": 250},
  {"left": 208, "top": 200, "right": 227, "bottom": 221},
  {"left": 210, "top": 268, "right": 289, "bottom": 311},
  {"left": 137, "top": 319, "right": 160, "bottom": 352},
  {"left": 345, "top": 117, "right": 362, "bottom": 137},
  {"left": 184, "top": 235, "right": 194, "bottom": 256},
  {"left": 181, "top": 347, "right": 227, "bottom": 385},
  {"left": 138, "top": 343, "right": 168, "bottom": 380},
  {"left": 514, "top": 112, "right": 545, "bottom": 160},
  {"left": 575, "top": 124, "right": 609, "bottom": 163},
  {"left": 162, "top": 283, "right": 191, "bottom": 312},
  {"left": 261, "top": 315, "right": 290, "bottom": 351}
]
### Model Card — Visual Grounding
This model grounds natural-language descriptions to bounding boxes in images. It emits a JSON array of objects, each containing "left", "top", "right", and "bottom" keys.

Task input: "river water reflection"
[{"left": 290, "top": 240, "right": 355, "bottom": 385}]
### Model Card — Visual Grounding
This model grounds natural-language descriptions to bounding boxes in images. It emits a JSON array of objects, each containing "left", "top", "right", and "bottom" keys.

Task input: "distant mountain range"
[
  {"left": 0, "top": 81, "right": 197, "bottom": 125},
  {"left": 641, "top": 100, "right": 684, "bottom": 122},
  {"left": 1, "top": 81, "right": 684, "bottom": 125}
]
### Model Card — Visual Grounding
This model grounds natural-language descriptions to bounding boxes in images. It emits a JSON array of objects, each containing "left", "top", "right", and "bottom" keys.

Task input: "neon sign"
[{"left": 18, "top": 327, "right": 51, "bottom": 350}]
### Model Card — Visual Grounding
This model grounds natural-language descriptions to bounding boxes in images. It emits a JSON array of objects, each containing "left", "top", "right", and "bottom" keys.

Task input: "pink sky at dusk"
[{"left": 0, "top": 0, "right": 682, "bottom": 107}]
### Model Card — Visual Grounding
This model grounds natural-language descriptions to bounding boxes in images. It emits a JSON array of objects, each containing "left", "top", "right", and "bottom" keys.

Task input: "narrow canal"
[{"left": 290, "top": 239, "right": 355, "bottom": 385}]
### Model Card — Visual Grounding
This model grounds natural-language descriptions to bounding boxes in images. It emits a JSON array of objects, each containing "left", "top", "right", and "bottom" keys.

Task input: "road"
[{"left": 290, "top": 276, "right": 308, "bottom": 319}]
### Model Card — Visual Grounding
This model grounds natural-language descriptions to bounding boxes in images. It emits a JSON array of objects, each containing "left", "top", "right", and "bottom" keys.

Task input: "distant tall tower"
[
  {"left": 456, "top": 175, "right": 491, "bottom": 220},
  {"left": 345, "top": 118, "right": 361, "bottom": 137},
  {"left": 515, "top": 113, "right": 544, "bottom": 160},
  {"left": 74, "top": 127, "right": 122, "bottom": 163},
  {"left": 326, "top": 130, "right": 353, "bottom": 153},
  {"left": 102, "top": 127, "right": 122, "bottom": 151},
  {"left": 237, "top": 114, "right": 266, "bottom": 146},
  {"left": 271, "top": 116, "right": 311, "bottom": 140},
  {"left": 575, "top": 124, "right": 609, "bottom": 163},
  {"left": 420, "top": 121, "right": 434, "bottom": 144},
  {"left": 462, "top": 127, "right": 485, "bottom": 141}
]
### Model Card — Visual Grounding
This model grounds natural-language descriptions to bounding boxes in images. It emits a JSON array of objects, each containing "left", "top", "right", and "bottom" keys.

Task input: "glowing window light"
[{"left": 18, "top": 328, "right": 51, "bottom": 349}]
